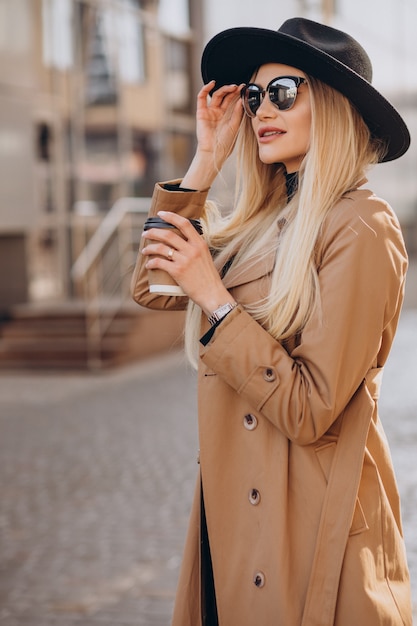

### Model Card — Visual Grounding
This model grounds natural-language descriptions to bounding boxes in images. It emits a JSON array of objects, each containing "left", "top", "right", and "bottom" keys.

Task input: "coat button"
[
  {"left": 253, "top": 571, "right": 265, "bottom": 588},
  {"left": 249, "top": 488, "right": 261, "bottom": 505},
  {"left": 243, "top": 413, "right": 258, "bottom": 430},
  {"left": 263, "top": 367, "right": 276, "bottom": 382}
]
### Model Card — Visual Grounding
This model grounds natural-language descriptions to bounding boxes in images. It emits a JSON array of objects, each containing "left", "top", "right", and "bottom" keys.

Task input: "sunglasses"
[{"left": 241, "top": 75, "right": 307, "bottom": 118}]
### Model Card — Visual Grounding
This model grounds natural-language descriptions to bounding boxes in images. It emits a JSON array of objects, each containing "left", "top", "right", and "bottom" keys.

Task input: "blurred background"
[
  {"left": 0, "top": 0, "right": 415, "bottom": 369},
  {"left": 0, "top": 1, "right": 416, "bottom": 624}
]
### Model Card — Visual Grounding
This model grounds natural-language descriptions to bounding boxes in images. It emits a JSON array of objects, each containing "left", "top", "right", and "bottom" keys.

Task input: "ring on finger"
[{"left": 167, "top": 247, "right": 174, "bottom": 261}]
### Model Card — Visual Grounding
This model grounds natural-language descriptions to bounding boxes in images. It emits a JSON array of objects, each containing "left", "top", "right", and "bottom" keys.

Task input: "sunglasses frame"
[{"left": 241, "top": 75, "right": 307, "bottom": 118}]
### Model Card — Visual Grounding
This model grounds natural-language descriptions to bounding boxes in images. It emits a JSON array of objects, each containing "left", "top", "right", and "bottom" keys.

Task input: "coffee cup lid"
[{"left": 144, "top": 216, "right": 202, "bottom": 234}]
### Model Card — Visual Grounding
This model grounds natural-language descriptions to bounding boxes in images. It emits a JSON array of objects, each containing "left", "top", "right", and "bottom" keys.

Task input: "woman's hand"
[
  {"left": 181, "top": 81, "right": 245, "bottom": 190},
  {"left": 141, "top": 210, "right": 232, "bottom": 315},
  {"left": 196, "top": 80, "right": 244, "bottom": 160}
]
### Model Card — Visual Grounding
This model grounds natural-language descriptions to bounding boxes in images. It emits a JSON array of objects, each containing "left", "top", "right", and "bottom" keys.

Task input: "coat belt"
[
  {"left": 364, "top": 365, "right": 383, "bottom": 399},
  {"left": 301, "top": 367, "right": 383, "bottom": 626}
]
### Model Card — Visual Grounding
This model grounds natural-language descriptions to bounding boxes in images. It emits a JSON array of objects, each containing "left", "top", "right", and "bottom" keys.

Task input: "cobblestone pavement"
[{"left": 0, "top": 310, "right": 416, "bottom": 625}]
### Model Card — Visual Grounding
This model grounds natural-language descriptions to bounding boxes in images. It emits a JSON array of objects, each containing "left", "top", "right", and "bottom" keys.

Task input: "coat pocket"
[{"left": 315, "top": 441, "right": 368, "bottom": 536}]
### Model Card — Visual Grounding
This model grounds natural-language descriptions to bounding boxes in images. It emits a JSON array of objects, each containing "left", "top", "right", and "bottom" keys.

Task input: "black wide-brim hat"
[{"left": 201, "top": 18, "right": 410, "bottom": 162}]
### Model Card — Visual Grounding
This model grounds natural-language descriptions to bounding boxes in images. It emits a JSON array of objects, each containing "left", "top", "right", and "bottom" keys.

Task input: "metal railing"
[{"left": 71, "top": 197, "right": 151, "bottom": 369}]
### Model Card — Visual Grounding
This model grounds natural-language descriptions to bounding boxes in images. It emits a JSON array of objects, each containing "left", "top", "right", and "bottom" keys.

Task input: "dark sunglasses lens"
[
  {"left": 269, "top": 78, "right": 298, "bottom": 111},
  {"left": 242, "top": 78, "right": 302, "bottom": 116},
  {"left": 243, "top": 85, "right": 262, "bottom": 117}
]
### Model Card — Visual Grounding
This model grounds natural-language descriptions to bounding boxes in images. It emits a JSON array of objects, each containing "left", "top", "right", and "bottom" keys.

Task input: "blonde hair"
[{"left": 185, "top": 77, "right": 386, "bottom": 367}]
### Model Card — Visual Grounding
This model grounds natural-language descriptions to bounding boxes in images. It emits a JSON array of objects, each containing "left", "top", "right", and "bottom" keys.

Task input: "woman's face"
[{"left": 249, "top": 63, "right": 311, "bottom": 173}]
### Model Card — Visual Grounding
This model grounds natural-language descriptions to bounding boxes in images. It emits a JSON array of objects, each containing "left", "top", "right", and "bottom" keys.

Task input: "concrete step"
[{"left": 0, "top": 301, "right": 185, "bottom": 370}]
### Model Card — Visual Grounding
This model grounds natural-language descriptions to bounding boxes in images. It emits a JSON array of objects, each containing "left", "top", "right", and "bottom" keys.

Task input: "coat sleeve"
[
  {"left": 200, "top": 193, "right": 408, "bottom": 445},
  {"left": 130, "top": 180, "right": 209, "bottom": 311}
]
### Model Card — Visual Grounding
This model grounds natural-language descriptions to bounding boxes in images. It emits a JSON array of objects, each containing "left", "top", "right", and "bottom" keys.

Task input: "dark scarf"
[{"left": 285, "top": 171, "right": 299, "bottom": 202}]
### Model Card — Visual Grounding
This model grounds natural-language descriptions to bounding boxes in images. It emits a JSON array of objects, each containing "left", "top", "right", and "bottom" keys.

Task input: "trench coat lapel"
[{"left": 222, "top": 247, "right": 276, "bottom": 289}]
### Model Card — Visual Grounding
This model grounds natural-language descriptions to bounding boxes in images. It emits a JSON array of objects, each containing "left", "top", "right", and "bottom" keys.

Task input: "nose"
[{"left": 256, "top": 91, "right": 276, "bottom": 118}]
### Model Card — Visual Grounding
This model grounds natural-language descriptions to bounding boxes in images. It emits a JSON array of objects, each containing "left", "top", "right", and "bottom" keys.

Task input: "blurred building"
[
  {"left": 0, "top": 0, "right": 203, "bottom": 309},
  {"left": 0, "top": 0, "right": 415, "bottom": 368}
]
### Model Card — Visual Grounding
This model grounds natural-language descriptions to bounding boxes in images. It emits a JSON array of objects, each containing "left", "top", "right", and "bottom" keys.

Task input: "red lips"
[{"left": 258, "top": 126, "right": 286, "bottom": 140}]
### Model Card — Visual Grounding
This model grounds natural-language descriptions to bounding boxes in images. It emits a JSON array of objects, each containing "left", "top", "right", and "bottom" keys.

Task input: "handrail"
[
  {"left": 72, "top": 197, "right": 151, "bottom": 282},
  {"left": 71, "top": 196, "right": 151, "bottom": 369}
]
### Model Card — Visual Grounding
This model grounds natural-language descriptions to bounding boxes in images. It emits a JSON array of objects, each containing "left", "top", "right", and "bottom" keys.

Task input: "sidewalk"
[
  {"left": 404, "top": 254, "right": 417, "bottom": 309},
  {"left": 0, "top": 309, "right": 416, "bottom": 625},
  {"left": 0, "top": 351, "right": 198, "bottom": 625}
]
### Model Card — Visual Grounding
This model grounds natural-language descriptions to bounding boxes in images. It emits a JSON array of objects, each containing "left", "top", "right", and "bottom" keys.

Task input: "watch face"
[
  {"left": 217, "top": 304, "right": 232, "bottom": 316},
  {"left": 208, "top": 302, "right": 237, "bottom": 326}
]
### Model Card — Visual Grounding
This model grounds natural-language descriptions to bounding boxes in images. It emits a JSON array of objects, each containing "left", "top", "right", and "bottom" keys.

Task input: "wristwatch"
[{"left": 207, "top": 302, "right": 237, "bottom": 326}]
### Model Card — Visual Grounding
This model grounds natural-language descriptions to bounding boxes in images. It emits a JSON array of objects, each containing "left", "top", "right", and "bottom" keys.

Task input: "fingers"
[
  {"left": 155, "top": 211, "right": 200, "bottom": 239},
  {"left": 198, "top": 79, "right": 216, "bottom": 99},
  {"left": 141, "top": 212, "right": 200, "bottom": 252},
  {"left": 211, "top": 84, "right": 242, "bottom": 111},
  {"left": 141, "top": 228, "right": 183, "bottom": 254},
  {"left": 141, "top": 214, "right": 206, "bottom": 278},
  {"left": 229, "top": 91, "right": 245, "bottom": 125},
  {"left": 141, "top": 240, "right": 176, "bottom": 261},
  {"left": 198, "top": 80, "right": 244, "bottom": 110}
]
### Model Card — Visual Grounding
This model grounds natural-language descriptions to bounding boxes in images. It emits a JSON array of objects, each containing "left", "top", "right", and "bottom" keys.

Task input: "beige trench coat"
[{"left": 131, "top": 181, "right": 412, "bottom": 626}]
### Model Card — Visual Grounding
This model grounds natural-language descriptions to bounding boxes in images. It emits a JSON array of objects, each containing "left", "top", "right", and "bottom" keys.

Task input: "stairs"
[{"left": 0, "top": 301, "right": 186, "bottom": 370}]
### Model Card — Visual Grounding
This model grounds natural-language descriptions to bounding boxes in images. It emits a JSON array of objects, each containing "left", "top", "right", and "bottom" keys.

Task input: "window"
[
  {"left": 84, "top": 8, "right": 118, "bottom": 105},
  {"left": 164, "top": 37, "right": 192, "bottom": 113},
  {"left": 158, "top": 0, "right": 190, "bottom": 37},
  {"left": 117, "top": 0, "right": 146, "bottom": 84},
  {"left": 42, "top": 0, "right": 73, "bottom": 70}
]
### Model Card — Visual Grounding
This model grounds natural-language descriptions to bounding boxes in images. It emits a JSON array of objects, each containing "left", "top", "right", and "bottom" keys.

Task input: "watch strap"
[{"left": 207, "top": 302, "right": 237, "bottom": 326}]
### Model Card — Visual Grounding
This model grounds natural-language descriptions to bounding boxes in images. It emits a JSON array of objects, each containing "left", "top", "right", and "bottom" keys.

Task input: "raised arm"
[
  {"left": 181, "top": 81, "right": 244, "bottom": 191},
  {"left": 133, "top": 82, "right": 244, "bottom": 313}
]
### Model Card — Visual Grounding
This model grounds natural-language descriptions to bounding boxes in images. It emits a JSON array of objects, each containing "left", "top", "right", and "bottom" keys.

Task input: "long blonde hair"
[{"left": 185, "top": 76, "right": 386, "bottom": 367}]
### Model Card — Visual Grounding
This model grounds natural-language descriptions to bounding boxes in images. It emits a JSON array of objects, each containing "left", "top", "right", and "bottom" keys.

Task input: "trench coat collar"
[
  {"left": 221, "top": 180, "right": 369, "bottom": 290},
  {"left": 222, "top": 246, "right": 277, "bottom": 289}
]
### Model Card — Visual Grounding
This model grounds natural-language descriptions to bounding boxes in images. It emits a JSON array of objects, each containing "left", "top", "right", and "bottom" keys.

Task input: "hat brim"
[{"left": 201, "top": 27, "right": 410, "bottom": 162}]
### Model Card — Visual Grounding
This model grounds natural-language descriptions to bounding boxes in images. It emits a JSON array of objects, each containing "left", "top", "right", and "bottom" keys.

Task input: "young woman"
[{"left": 131, "top": 17, "right": 412, "bottom": 626}]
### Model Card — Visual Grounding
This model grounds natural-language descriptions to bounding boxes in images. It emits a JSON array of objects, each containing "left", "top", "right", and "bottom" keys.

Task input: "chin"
[{"left": 258, "top": 153, "right": 282, "bottom": 165}]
